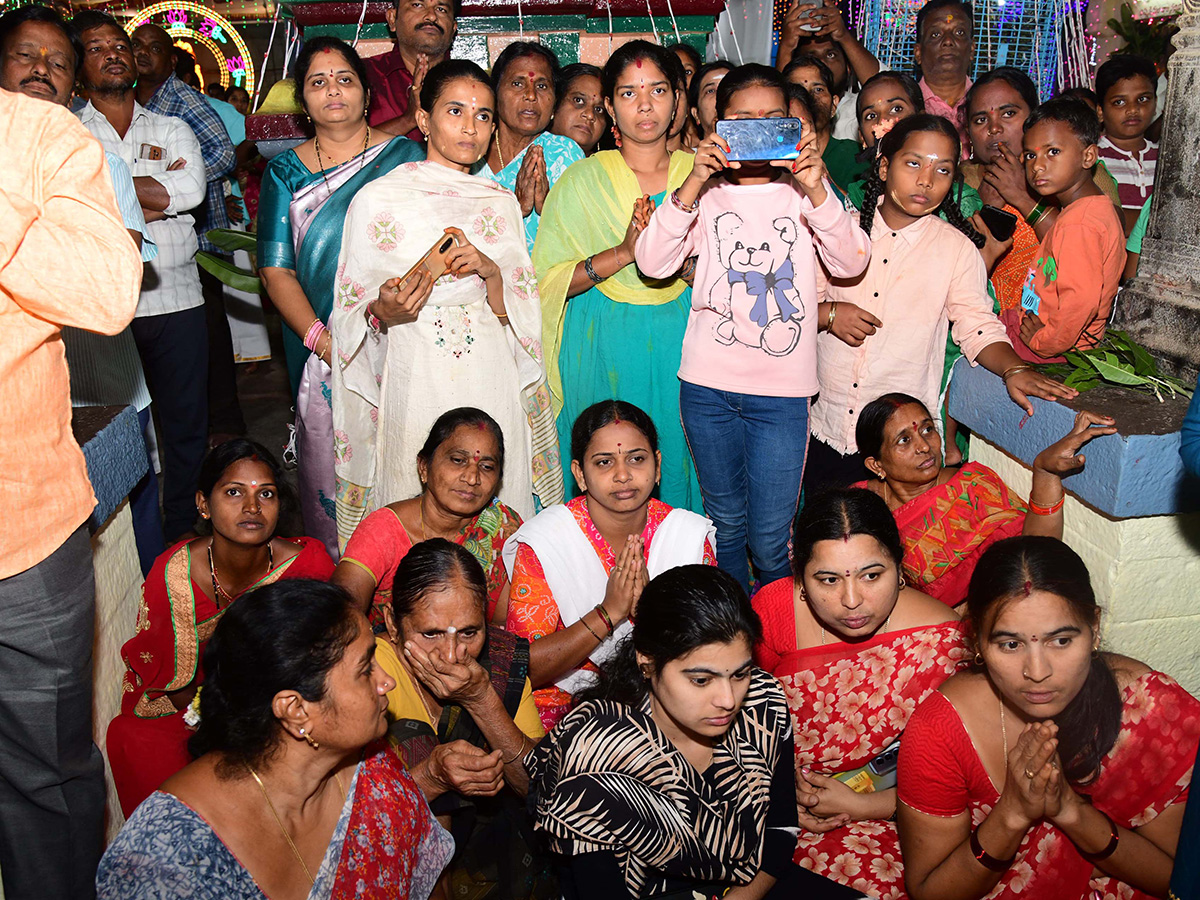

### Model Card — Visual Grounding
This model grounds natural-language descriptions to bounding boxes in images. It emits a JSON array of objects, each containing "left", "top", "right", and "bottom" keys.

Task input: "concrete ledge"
[
  {"left": 72, "top": 405, "right": 149, "bottom": 528},
  {"left": 947, "top": 361, "right": 1200, "bottom": 518}
]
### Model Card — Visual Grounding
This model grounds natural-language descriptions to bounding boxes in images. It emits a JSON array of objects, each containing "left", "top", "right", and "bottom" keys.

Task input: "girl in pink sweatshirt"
[{"left": 635, "top": 63, "right": 870, "bottom": 591}]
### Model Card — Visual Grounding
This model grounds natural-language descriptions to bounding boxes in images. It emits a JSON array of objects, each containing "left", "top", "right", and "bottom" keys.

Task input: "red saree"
[
  {"left": 106, "top": 537, "right": 334, "bottom": 818},
  {"left": 855, "top": 464, "right": 1027, "bottom": 607},
  {"left": 753, "top": 577, "right": 970, "bottom": 899},
  {"left": 899, "top": 673, "right": 1200, "bottom": 899}
]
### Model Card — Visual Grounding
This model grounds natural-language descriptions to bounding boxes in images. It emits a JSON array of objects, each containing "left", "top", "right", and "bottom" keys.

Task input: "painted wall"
[{"left": 973, "top": 437, "right": 1200, "bottom": 697}]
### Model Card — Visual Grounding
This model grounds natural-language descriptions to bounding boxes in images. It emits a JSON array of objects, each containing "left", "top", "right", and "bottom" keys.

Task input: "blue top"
[
  {"left": 473, "top": 131, "right": 583, "bottom": 251},
  {"left": 1182, "top": 376, "right": 1200, "bottom": 478}
]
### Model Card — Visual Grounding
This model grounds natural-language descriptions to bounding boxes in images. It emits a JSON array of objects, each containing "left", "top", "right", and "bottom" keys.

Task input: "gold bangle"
[
  {"left": 502, "top": 735, "right": 529, "bottom": 765},
  {"left": 1002, "top": 364, "right": 1033, "bottom": 382},
  {"left": 826, "top": 301, "right": 837, "bottom": 331}
]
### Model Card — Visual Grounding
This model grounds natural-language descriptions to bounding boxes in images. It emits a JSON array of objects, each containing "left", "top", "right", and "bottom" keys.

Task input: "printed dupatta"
[
  {"left": 532, "top": 149, "right": 694, "bottom": 413},
  {"left": 527, "top": 669, "right": 791, "bottom": 897},
  {"left": 330, "top": 160, "right": 561, "bottom": 545},
  {"left": 773, "top": 619, "right": 970, "bottom": 898}
]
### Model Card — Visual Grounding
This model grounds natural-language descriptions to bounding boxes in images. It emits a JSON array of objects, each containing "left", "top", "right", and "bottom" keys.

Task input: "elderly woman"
[
  {"left": 752, "top": 489, "right": 969, "bottom": 899},
  {"left": 106, "top": 440, "right": 335, "bottom": 818},
  {"left": 332, "top": 407, "right": 522, "bottom": 627},
  {"left": 852, "top": 393, "right": 1117, "bottom": 606},
  {"left": 898, "top": 537, "right": 1200, "bottom": 899},
  {"left": 477, "top": 40, "right": 584, "bottom": 250},
  {"left": 257, "top": 36, "right": 424, "bottom": 555},
  {"left": 377, "top": 539, "right": 551, "bottom": 899},
  {"left": 97, "top": 579, "right": 453, "bottom": 899}
]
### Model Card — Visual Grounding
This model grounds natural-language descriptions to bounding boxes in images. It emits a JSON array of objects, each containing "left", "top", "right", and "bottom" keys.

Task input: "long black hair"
[
  {"left": 570, "top": 400, "right": 659, "bottom": 464},
  {"left": 966, "top": 536, "right": 1122, "bottom": 784},
  {"left": 858, "top": 114, "right": 985, "bottom": 248},
  {"left": 790, "top": 489, "right": 905, "bottom": 581},
  {"left": 188, "top": 580, "right": 360, "bottom": 771},
  {"left": 391, "top": 537, "right": 488, "bottom": 624},
  {"left": 582, "top": 565, "right": 761, "bottom": 705}
]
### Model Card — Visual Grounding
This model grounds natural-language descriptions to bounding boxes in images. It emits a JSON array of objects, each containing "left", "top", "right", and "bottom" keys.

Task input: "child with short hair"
[
  {"left": 1004, "top": 98, "right": 1126, "bottom": 362},
  {"left": 1095, "top": 54, "right": 1158, "bottom": 233}
]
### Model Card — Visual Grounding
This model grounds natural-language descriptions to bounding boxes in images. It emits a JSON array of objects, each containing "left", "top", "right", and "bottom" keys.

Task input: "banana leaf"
[
  {"left": 196, "top": 251, "right": 263, "bottom": 294},
  {"left": 203, "top": 228, "right": 258, "bottom": 254}
]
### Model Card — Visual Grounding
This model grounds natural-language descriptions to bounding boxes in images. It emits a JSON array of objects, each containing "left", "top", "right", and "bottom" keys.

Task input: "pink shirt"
[
  {"left": 920, "top": 76, "right": 971, "bottom": 159},
  {"left": 811, "top": 207, "right": 1009, "bottom": 454},
  {"left": 635, "top": 179, "right": 870, "bottom": 398}
]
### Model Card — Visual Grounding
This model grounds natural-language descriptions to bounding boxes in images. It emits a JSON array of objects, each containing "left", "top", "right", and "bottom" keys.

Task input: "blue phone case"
[{"left": 716, "top": 118, "right": 802, "bottom": 162}]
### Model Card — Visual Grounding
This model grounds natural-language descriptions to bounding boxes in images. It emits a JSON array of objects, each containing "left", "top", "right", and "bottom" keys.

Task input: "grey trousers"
[{"left": 0, "top": 526, "right": 104, "bottom": 900}]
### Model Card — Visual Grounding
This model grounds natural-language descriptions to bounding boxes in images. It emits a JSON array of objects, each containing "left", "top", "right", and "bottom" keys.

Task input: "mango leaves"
[{"left": 1040, "top": 331, "right": 1194, "bottom": 402}]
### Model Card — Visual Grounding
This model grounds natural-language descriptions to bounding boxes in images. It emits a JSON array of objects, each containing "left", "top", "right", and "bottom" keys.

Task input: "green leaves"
[
  {"left": 1037, "top": 330, "right": 1194, "bottom": 402},
  {"left": 196, "top": 251, "right": 263, "bottom": 294},
  {"left": 203, "top": 228, "right": 258, "bottom": 254}
]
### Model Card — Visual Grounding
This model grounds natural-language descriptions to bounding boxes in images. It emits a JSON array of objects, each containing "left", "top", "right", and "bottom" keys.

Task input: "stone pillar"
[{"left": 1114, "top": 0, "right": 1200, "bottom": 381}]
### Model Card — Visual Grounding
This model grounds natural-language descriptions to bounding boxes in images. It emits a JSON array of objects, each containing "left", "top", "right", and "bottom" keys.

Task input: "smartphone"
[
  {"left": 715, "top": 117, "right": 802, "bottom": 162},
  {"left": 399, "top": 231, "right": 459, "bottom": 288},
  {"left": 830, "top": 740, "right": 900, "bottom": 794},
  {"left": 794, "top": 2, "right": 821, "bottom": 31},
  {"left": 978, "top": 204, "right": 1019, "bottom": 243}
]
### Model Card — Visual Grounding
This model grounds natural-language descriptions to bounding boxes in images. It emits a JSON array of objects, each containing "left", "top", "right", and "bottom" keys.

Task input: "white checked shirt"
[{"left": 77, "top": 101, "right": 206, "bottom": 318}]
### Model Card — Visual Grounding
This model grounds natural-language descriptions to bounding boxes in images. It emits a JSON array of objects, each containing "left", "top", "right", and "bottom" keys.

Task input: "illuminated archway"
[{"left": 127, "top": 2, "right": 255, "bottom": 94}]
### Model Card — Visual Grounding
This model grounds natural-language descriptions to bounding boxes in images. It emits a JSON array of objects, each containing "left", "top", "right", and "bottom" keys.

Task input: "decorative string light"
[{"left": 125, "top": 1, "right": 255, "bottom": 94}]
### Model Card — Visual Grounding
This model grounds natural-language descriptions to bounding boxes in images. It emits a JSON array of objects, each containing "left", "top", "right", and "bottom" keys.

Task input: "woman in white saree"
[{"left": 331, "top": 60, "right": 562, "bottom": 547}]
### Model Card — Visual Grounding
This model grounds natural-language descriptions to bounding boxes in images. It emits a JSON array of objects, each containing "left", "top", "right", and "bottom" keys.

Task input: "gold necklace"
[
  {"left": 1000, "top": 699, "right": 1008, "bottom": 761},
  {"left": 314, "top": 125, "right": 370, "bottom": 192},
  {"left": 495, "top": 134, "right": 504, "bottom": 170},
  {"left": 247, "top": 765, "right": 348, "bottom": 886},
  {"left": 209, "top": 539, "right": 272, "bottom": 608}
]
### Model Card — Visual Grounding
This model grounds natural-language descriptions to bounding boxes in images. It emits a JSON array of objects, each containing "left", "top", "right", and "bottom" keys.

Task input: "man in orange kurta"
[{"left": 0, "top": 87, "right": 141, "bottom": 899}]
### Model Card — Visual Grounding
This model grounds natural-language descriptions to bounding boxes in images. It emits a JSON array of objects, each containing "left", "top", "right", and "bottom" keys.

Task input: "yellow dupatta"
[{"left": 532, "top": 149, "right": 695, "bottom": 413}]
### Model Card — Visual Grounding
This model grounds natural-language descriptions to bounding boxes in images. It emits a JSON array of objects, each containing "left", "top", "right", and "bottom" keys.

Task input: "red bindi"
[
  {"left": 1030, "top": 635, "right": 1039, "bottom": 643},
  {"left": 635, "top": 59, "right": 643, "bottom": 68}
]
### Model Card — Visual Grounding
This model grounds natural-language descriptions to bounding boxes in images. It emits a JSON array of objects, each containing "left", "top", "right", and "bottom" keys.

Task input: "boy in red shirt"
[{"left": 1004, "top": 97, "right": 1126, "bottom": 362}]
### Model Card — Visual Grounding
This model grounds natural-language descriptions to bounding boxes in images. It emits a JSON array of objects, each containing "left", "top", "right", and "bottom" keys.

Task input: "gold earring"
[
  {"left": 878, "top": 471, "right": 886, "bottom": 480},
  {"left": 973, "top": 652, "right": 984, "bottom": 666},
  {"left": 298, "top": 727, "right": 319, "bottom": 750},
  {"left": 898, "top": 577, "right": 906, "bottom": 589}
]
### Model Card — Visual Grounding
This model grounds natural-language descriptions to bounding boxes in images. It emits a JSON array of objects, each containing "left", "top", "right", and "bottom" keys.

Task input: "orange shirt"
[
  {"left": 0, "top": 90, "right": 142, "bottom": 577},
  {"left": 1002, "top": 194, "right": 1126, "bottom": 363}
]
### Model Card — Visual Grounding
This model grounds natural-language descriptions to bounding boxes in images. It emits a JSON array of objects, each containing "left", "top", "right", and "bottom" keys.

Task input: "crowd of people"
[{"left": 2, "top": 0, "right": 1198, "bottom": 897}]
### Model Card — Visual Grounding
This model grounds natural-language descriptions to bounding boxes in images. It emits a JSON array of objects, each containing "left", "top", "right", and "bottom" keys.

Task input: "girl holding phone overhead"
[
  {"left": 635, "top": 63, "right": 869, "bottom": 592},
  {"left": 330, "top": 60, "right": 562, "bottom": 549}
]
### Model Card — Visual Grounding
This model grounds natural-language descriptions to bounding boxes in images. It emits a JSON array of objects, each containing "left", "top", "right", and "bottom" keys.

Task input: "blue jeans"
[{"left": 679, "top": 382, "right": 810, "bottom": 591}]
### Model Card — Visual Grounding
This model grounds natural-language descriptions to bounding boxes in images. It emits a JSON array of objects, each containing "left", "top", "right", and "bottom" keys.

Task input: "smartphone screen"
[{"left": 716, "top": 118, "right": 802, "bottom": 162}]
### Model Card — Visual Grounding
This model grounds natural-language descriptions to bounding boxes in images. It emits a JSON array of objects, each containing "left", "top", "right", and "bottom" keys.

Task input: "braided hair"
[{"left": 859, "top": 114, "right": 985, "bottom": 248}]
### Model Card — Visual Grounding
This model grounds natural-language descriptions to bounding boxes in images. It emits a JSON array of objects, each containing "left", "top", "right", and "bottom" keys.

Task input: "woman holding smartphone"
[{"left": 330, "top": 60, "right": 561, "bottom": 549}]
